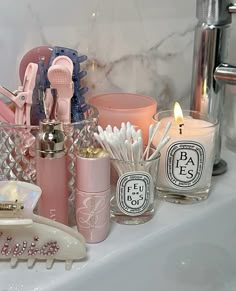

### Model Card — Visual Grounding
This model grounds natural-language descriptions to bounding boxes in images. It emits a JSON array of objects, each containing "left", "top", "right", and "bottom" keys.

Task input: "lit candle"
[{"left": 153, "top": 102, "right": 218, "bottom": 204}]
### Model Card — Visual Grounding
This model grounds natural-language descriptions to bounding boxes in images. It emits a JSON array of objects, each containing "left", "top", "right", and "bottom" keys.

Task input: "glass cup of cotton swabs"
[{"left": 94, "top": 121, "right": 171, "bottom": 225}]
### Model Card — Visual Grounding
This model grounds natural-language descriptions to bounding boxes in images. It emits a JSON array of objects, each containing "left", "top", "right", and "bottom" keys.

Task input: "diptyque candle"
[{"left": 153, "top": 103, "right": 218, "bottom": 204}]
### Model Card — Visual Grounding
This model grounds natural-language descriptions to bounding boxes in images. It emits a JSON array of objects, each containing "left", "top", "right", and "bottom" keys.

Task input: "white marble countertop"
[{"left": 0, "top": 148, "right": 236, "bottom": 291}]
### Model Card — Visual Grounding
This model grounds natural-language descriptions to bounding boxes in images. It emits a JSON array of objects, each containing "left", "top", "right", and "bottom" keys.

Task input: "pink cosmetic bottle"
[
  {"left": 36, "top": 119, "right": 69, "bottom": 225},
  {"left": 76, "top": 149, "right": 110, "bottom": 243}
]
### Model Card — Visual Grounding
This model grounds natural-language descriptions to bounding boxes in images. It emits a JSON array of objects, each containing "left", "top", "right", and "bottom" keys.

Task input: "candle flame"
[{"left": 174, "top": 102, "right": 184, "bottom": 124}]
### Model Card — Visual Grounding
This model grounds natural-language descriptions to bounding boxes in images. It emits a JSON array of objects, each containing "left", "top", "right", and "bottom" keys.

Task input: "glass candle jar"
[
  {"left": 153, "top": 110, "right": 218, "bottom": 204},
  {"left": 110, "top": 150, "right": 160, "bottom": 225}
]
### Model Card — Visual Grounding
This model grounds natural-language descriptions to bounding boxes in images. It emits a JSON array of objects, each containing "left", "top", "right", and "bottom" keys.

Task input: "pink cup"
[{"left": 89, "top": 93, "right": 157, "bottom": 144}]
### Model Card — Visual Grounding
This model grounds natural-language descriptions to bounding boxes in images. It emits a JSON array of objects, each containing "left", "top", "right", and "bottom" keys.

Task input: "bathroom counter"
[{"left": 1, "top": 148, "right": 236, "bottom": 291}]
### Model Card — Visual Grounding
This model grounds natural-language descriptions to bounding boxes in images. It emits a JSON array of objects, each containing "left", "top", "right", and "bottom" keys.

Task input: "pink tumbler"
[
  {"left": 89, "top": 93, "right": 157, "bottom": 144},
  {"left": 75, "top": 150, "right": 110, "bottom": 243}
]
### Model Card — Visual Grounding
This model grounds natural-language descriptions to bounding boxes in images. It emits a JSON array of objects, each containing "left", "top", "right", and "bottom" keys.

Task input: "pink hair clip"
[{"left": 0, "top": 62, "right": 38, "bottom": 125}]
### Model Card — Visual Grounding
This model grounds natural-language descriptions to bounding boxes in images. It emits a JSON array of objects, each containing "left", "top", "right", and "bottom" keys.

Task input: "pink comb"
[{"left": 47, "top": 56, "right": 73, "bottom": 123}]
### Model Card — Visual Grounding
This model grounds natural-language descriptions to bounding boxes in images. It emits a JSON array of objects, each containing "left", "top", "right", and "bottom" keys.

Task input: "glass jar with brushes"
[{"left": 94, "top": 121, "right": 171, "bottom": 225}]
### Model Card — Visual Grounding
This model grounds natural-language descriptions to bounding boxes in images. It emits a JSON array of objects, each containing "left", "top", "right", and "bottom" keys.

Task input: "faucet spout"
[
  {"left": 214, "top": 63, "right": 236, "bottom": 85},
  {"left": 190, "top": 0, "right": 236, "bottom": 175}
]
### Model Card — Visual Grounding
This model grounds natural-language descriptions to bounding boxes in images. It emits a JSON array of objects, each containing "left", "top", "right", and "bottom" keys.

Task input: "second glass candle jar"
[{"left": 110, "top": 151, "right": 160, "bottom": 225}]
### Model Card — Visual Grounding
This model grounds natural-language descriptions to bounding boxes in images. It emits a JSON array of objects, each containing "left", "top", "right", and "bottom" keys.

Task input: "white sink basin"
[{"left": 1, "top": 149, "right": 236, "bottom": 291}]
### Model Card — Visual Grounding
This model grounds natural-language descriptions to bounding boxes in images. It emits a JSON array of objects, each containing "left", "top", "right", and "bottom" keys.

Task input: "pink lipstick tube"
[
  {"left": 75, "top": 149, "right": 110, "bottom": 243},
  {"left": 36, "top": 120, "right": 69, "bottom": 225}
]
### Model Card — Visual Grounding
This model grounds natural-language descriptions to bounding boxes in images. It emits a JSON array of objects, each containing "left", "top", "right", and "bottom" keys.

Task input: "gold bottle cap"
[
  {"left": 37, "top": 119, "right": 65, "bottom": 158},
  {"left": 78, "top": 147, "right": 109, "bottom": 158}
]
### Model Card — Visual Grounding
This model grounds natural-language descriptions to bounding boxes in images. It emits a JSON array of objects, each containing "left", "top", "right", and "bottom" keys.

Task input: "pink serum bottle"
[
  {"left": 36, "top": 120, "right": 69, "bottom": 225},
  {"left": 76, "top": 148, "right": 110, "bottom": 243}
]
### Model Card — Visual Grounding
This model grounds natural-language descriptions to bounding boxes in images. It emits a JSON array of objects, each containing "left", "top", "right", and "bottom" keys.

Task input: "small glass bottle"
[{"left": 110, "top": 153, "right": 160, "bottom": 225}]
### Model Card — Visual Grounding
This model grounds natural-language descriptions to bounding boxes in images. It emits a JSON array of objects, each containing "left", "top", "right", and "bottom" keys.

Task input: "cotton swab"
[
  {"left": 144, "top": 120, "right": 171, "bottom": 160},
  {"left": 159, "top": 121, "right": 172, "bottom": 144},
  {"left": 148, "top": 124, "right": 154, "bottom": 143},
  {"left": 97, "top": 125, "right": 104, "bottom": 135},
  {"left": 106, "top": 125, "right": 113, "bottom": 134},
  {"left": 93, "top": 121, "right": 171, "bottom": 173},
  {"left": 125, "top": 140, "right": 131, "bottom": 161},
  {"left": 132, "top": 140, "right": 140, "bottom": 162},
  {"left": 94, "top": 132, "right": 106, "bottom": 151},
  {"left": 138, "top": 136, "right": 143, "bottom": 160},
  {"left": 148, "top": 135, "right": 171, "bottom": 160},
  {"left": 142, "top": 121, "right": 160, "bottom": 160}
]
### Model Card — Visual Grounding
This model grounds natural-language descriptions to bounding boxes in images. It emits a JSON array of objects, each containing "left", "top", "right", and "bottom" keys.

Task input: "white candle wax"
[{"left": 153, "top": 115, "right": 217, "bottom": 192}]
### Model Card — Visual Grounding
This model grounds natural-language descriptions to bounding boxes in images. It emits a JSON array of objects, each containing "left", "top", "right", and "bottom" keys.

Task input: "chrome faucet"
[{"left": 190, "top": 0, "right": 236, "bottom": 175}]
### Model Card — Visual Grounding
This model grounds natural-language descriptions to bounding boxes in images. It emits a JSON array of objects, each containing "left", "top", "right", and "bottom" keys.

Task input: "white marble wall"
[{"left": 1, "top": 0, "right": 236, "bottom": 111}]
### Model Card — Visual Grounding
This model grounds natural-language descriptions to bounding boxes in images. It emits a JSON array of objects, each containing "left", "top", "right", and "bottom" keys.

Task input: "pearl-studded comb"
[{"left": 0, "top": 181, "right": 86, "bottom": 270}]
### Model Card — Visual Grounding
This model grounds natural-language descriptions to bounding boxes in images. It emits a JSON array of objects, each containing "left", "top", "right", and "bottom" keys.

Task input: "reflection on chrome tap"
[{"left": 190, "top": 0, "right": 236, "bottom": 175}]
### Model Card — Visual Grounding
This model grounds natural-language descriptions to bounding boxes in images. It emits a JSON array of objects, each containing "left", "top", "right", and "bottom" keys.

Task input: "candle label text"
[
  {"left": 116, "top": 171, "right": 153, "bottom": 216},
  {"left": 166, "top": 141, "right": 205, "bottom": 188}
]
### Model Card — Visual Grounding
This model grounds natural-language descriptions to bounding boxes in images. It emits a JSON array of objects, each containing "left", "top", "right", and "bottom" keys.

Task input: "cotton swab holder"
[
  {"left": 110, "top": 148, "right": 160, "bottom": 225},
  {"left": 94, "top": 122, "right": 171, "bottom": 225}
]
